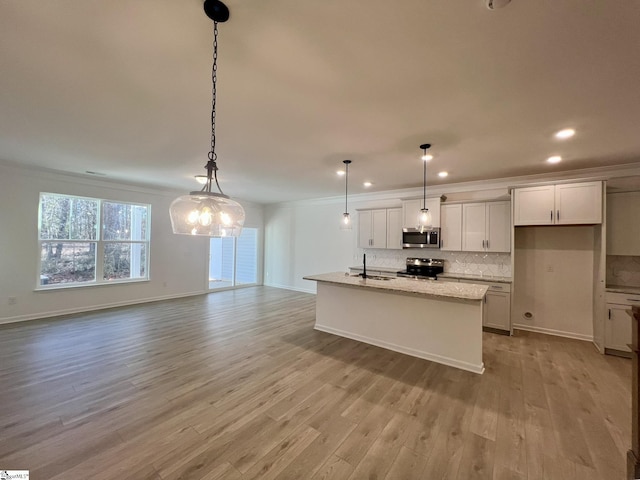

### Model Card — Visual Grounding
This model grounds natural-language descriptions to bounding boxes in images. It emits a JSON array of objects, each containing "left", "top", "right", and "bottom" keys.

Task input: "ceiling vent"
[{"left": 486, "top": 0, "right": 512, "bottom": 9}]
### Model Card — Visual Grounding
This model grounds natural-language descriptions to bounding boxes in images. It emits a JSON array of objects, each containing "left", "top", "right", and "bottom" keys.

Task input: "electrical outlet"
[{"left": 8, "top": 296, "right": 17, "bottom": 305}]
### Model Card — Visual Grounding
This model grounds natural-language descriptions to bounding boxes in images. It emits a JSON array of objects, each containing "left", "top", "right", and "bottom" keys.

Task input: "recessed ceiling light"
[
  {"left": 555, "top": 128, "right": 575, "bottom": 139},
  {"left": 337, "top": 170, "right": 345, "bottom": 176},
  {"left": 547, "top": 156, "right": 562, "bottom": 164},
  {"left": 421, "top": 154, "right": 433, "bottom": 162},
  {"left": 438, "top": 171, "right": 448, "bottom": 178},
  {"left": 363, "top": 182, "right": 372, "bottom": 187}
]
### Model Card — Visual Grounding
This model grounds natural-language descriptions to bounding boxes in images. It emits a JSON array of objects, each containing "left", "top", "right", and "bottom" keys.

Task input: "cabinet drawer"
[{"left": 606, "top": 292, "right": 640, "bottom": 305}]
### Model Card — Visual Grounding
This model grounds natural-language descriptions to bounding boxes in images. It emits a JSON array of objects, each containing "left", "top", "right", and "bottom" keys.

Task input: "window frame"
[{"left": 37, "top": 192, "right": 151, "bottom": 290}]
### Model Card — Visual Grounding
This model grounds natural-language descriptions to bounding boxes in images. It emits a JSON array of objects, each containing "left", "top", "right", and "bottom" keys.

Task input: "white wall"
[
  {"left": 264, "top": 202, "right": 356, "bottom": 293},
  {"left": 0, "top": 163, "right": 263, "bottom": 323},
  {"left": 512, "top": 226, "right": 595, "bottom": 340}
]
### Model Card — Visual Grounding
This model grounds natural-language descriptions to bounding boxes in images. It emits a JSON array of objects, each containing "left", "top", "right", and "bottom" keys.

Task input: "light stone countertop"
[
  {"left": 304, "top": 272, "right": 488, "bottom": 301},
  {"left": 606, "top": 285, "right": 640, "bottom": 295}
]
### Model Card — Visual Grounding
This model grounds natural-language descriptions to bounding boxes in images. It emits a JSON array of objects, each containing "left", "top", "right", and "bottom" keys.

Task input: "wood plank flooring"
[{"left": 0, "top": 286, "right": 631, "bottom": 479}]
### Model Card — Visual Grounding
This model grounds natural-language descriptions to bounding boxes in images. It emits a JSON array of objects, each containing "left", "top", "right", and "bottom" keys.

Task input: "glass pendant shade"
[
  {"left": 340, "top": 212, "right": 352, "bottom": 230},
  {"left": 170, "top": 191, "right": 245, "bottom": 236},
  {"left": 418, "top": 208, "right": 432, "bottom": 229}
]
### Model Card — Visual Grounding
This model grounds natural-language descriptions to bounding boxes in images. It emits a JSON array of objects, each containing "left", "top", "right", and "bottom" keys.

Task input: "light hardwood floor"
[{"left": 0, "top": 286, "right": 631, "bottom": 479}]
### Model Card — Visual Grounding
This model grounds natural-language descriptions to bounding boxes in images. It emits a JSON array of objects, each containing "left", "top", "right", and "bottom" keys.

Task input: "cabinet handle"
[
  {"left": 482, "top": 240, "right": 485, "bottom": 248},
  {"left": 608, "top": 309, "right": 611, "bottom": 319},
  {"left": 550, "top": 210, "right": 553, "bottom": 221},
  {"left": 486, "top": 239, "right": 489, "bottom": 249},
  {"left": 557, "top": 210, "right": 560, "bottom": 222}
]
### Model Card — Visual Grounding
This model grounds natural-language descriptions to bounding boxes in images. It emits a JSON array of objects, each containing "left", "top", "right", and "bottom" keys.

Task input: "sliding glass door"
[{"left": 208, "top": 227, "right": 258, "bottom": 290}]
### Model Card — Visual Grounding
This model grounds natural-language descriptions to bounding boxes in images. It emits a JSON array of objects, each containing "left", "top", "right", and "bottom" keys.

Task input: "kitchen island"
[{"left": 303, "top": 272, "right": 488, "bottom": 374}]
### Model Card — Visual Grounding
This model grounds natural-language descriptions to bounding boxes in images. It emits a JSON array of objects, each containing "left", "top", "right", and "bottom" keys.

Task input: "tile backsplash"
[
  {"left": 355, "top": 248, "right": 512, "bottom": 278},
  {"left": 607, "top": 255, "right": 640, "bottom": 287}
]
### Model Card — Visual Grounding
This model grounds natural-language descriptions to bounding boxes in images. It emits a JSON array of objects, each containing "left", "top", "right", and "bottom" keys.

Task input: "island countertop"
[{"left": 304, "top": 272, "right": 488, "bottom": 301}]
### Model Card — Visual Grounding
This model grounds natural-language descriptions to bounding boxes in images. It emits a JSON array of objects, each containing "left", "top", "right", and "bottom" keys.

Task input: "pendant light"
[
  {"left": 340, "top": 160, "right": 352, "bottom": 230},
  {"left": 169, "top": 0, "right": 245, "bottom": 237},
  {"left": 418, "top": 143, "right": 432, "bottom": 231}
]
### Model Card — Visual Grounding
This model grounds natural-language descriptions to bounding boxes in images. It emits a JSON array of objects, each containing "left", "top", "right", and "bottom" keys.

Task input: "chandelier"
[{"left": 170, "top": 0, "right": 245, "bottom": 237}]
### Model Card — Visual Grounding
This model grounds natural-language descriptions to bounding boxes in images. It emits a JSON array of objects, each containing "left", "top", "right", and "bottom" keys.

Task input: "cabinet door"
[
  {"left": 357, "top": 210, "right": 372, "bottom": 248},
  {"left": 605, "top": 304, "right": 631, "bottom": 352},
  {"left": 402, "top": 199, "right": 422, "bottom": 228},
  {"left": 484, "top": 291, "right": 511, "bottom": 331},
  {"left": 386, "top": 208, "right": 403, "bottom": 250},
  {"left": 555, "top": 182, "right": 602, "bottom": 224},
  {"left": 607, "top": 192, "right": 640, "bottom": 255},
  {"left": 513, "top": 186, "right": 555, "bottom": 225},
  {"left": 486, "top": 201, "right": 511, "bottom": 252},
  {"left": 370, "top": 209, "right": 387, "bottom": 248},
  {"left": 462, "top": 203, "right": 486, "bottom": 252},
  {"left": 440, "top": 204, "right": 462, "bottom": 251}
]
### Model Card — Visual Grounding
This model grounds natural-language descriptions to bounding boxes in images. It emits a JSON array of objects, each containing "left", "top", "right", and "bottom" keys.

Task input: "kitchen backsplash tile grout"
[{"left": 355, "top": 248, "right": 512, "bottom": 277}]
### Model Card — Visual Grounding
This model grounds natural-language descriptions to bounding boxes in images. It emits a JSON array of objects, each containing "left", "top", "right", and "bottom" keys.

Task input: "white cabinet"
[
  {"left": 402, "top": 198, "right": 441, "bottom": 228},
  {"left": 513, "top": 181, "right": 602, "bottom": 226},
  {"left": 358, "top": 208, "right": 402, "bottom": 250},
  {"left": 386, "top": 208, "right": 403, "bottom": 250},
  {"left": 358, "top": 209, "right": 387, "bottom": 248},
  {"left": 440, "top": 204, "right": 462, "bottom": 251},
  {"left": 459, "top": 280, "right": 512, "bottom": 332},
  {"left": 461, "top": 201, "right": 511, "bottom": 253},
  {"left": 605, "top": 291, "right": 640, "bottom": 354},
  {"left": 607, "top": 192, "right": 640, "bottom": 255}
]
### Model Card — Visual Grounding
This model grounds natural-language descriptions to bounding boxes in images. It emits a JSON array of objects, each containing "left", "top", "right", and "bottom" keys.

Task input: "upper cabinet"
[
  {"left": 402, "top": 198, "right": 441, "bottom": 228},
  {"left": 358, "top": 209, "right": 387, "bottom": 249},
  {"left": 440, "top": 204, "right": 462, "bottom": 251},
  {"left": 462, "top": 201, "right": 511, "bottom": 252},
  {"left": 513, "top": 181, "right": 603, "bottom": 226},
  {"left": 358, "top": 208, "right": 402, "bottom": 250},
  {"left": 607, "top": 192, "right": 640, "bottom": 255},
  {"left": 440, "top": 201, "right": 510, "bottom": 253}
]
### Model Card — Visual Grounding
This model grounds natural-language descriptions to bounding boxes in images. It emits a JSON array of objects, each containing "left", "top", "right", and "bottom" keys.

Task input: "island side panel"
[{"left": 314, "top": 282, "right": 484, "bottom": 374}]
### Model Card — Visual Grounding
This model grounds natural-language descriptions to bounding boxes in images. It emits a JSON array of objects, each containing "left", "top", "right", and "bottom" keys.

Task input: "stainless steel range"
[{"left": 397, "top": 258, "right": 444, "bottom": 280}]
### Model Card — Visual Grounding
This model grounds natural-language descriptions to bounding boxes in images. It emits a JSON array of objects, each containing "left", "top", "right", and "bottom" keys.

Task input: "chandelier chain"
[{"left": 209, "top": 21, "right": 218, "bottom": 162}]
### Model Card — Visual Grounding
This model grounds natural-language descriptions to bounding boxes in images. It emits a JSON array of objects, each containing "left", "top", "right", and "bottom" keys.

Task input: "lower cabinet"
[
  {"left": 605, "top": 291, "right": 640, "bottom": 354},
  {"left": 459, "top": 279, "right": 511, "bottom": 333}
]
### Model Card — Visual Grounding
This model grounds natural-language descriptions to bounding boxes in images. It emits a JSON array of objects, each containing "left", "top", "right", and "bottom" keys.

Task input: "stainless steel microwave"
[{"left": 402, "top": 227, "right": 440, "bottom": 249}]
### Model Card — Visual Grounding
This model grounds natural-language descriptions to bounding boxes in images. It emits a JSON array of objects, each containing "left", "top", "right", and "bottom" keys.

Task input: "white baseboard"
[
  {"left": 314, "top": 324, "right": 485, "bottom": 374},
  {"left": 512, "top": 323, "right": 593, "bottom": 342},
  {"left": 0, "top": 290, "right": 208, "bottom": 325}
]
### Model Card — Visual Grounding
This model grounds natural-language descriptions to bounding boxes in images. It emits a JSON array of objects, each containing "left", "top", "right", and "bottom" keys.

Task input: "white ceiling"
[{"left": 1, "top": 0, "right": 640, "bottom": 204}]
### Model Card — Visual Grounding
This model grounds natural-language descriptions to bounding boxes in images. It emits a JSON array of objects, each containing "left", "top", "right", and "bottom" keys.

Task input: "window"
[
  {"left": 38, "top": 193, "right": 150, "bottom": 287},
  {"left": 209, "top": 227, "right": 258, "bottom": 290}
]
